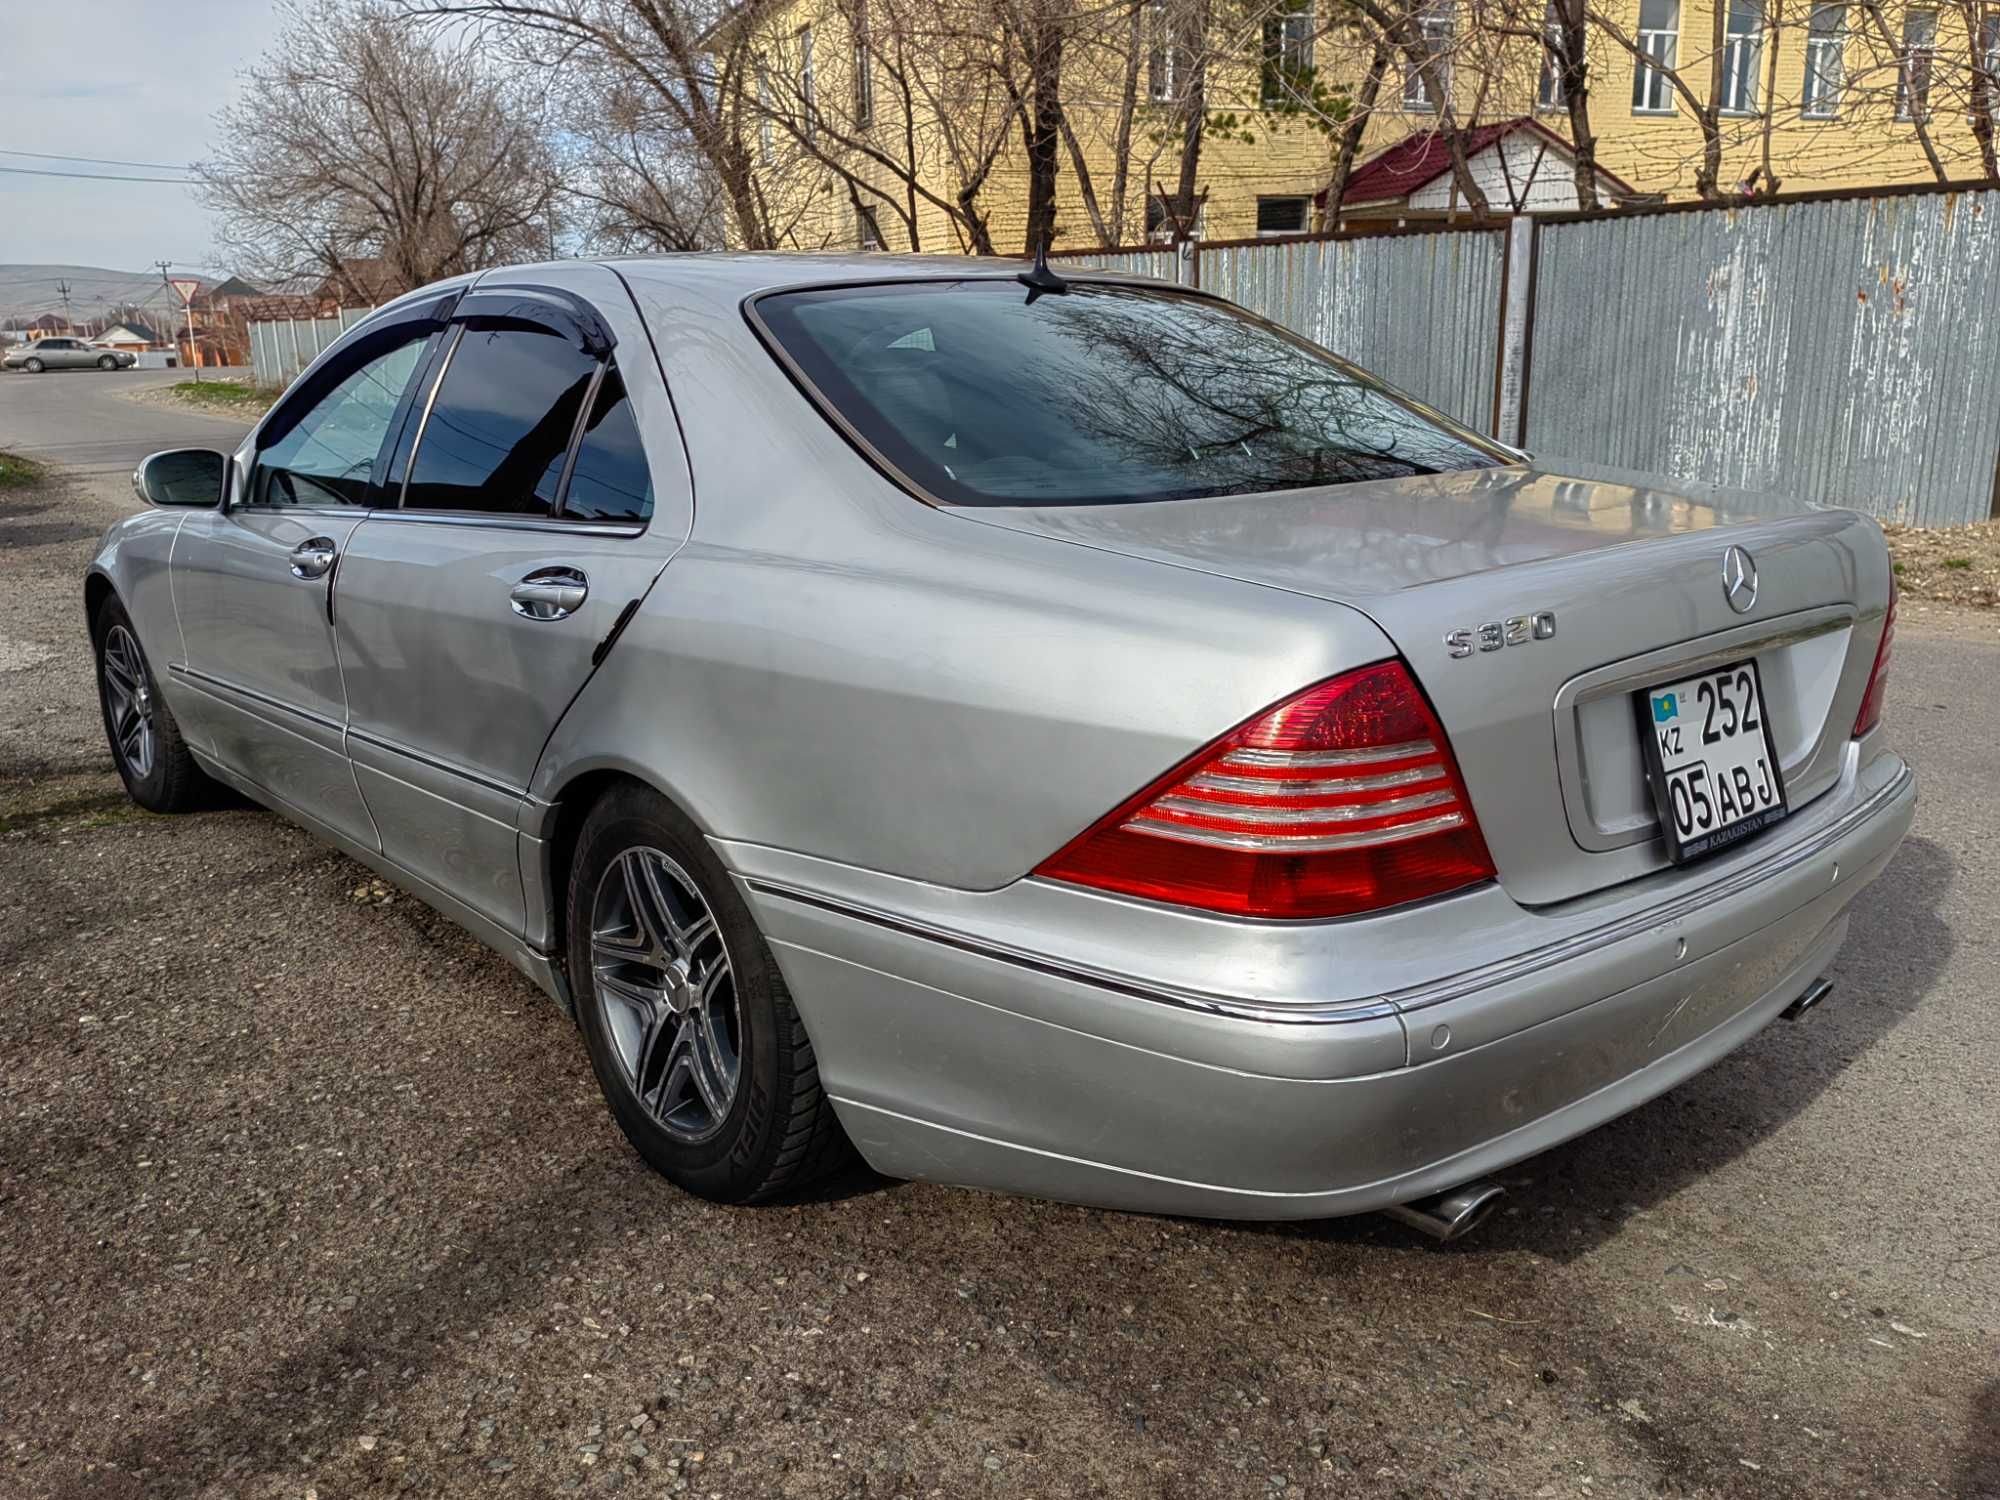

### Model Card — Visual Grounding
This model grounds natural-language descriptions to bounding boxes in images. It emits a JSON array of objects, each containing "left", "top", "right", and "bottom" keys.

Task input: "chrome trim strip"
[
  {"left": 744, "top": 758, "right": 1910, "bottom": 1029},
  {"left": 741, "top": 881, "right": 1402, "bottom": 1026},
  {"left": 167, "top": 662, "right": 344, "bottom": 735},
  {"left": 1126, "top": 808, "right": 1466, "bottom": 851},
  {"left": 1146, "top": 789, "right": 1457, "bottom": 826},
  {"left": 1384, "top": 758, "right": 1913, "bottom": 1017},
  {"left": 1186, "top": 765, "right": 1444, "bottom": 795},
  {"left": 397, "top": 324, "right": 459, "bottom": 510},
  {"left": 363, "top": 509, "right": 646, "bottom": 539},
  {"left": 1223, "top": 740, "right": 1434, "bottom": 769},
  {"left": 345, "top": 725, "right": 525, "bottom": 801}
]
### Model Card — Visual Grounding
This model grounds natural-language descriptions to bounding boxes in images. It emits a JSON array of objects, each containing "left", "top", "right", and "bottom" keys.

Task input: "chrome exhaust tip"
[
  {"left": 1382, "top": 1180, "right": 1507, "bottom": 1242},
  {"left": 1782, "top": 977, "right": 1834, "bottom": 1020}
]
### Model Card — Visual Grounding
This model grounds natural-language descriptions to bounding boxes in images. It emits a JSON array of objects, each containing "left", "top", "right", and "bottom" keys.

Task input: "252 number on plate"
[{"left": 1637, "top": 661, "right": 1787, "bottom": 862}]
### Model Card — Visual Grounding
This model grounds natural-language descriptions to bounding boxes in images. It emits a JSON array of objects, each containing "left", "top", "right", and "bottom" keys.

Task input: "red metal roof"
[{"left": 1338, "top": 117, "right": 1633, "bottom": 206}]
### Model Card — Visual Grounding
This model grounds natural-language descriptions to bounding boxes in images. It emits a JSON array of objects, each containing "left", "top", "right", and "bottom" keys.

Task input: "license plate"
[{"left": 1636, "top": 660, "right": 1787, "bottom": 863}]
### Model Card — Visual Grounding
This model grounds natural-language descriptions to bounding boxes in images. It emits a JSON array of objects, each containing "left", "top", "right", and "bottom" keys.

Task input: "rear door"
[
  {"left": 333, "top": 267, "right": 691, "bottom": 934},
  {"left": 171, "top": 314, "right": 444, "bottom": 846}
]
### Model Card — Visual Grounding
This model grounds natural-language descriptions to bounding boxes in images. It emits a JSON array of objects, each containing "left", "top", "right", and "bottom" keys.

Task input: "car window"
[
  {"left": 253, "top": 335, "right": 431, "bottom": 508},
  {"left": 402, "top": 323, "right": 597, "bottom": 516},
  {"left": 754, "top": 281, "right": 1510, "bottom": 507},
  {"left": 557, "top": 363, "right": 653, "bottom": 523}
]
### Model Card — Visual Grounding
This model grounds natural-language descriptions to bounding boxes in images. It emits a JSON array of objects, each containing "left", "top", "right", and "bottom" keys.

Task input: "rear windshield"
[{"left": 752, "top": 279, "right": 1508, "bottom": 507}]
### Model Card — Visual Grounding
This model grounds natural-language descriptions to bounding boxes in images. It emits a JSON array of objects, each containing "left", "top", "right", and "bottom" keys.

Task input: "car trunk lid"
[{"left": 959, "top": 464, "right": 1893, "bottom": 906}]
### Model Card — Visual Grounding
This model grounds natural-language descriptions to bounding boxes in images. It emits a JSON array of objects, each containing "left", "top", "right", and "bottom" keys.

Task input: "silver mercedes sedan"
[{"left": 87, "top": 256, "right": 1913, "bottom": 1239}]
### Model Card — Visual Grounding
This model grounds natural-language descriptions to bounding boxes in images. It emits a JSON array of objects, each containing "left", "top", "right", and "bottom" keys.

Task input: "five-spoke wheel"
[
  {"left": 567, "top": 784, "right": 854, "bottom": 1202},
  {"left": 590, "top": 846, "right": 741, "bottom": 1144},
  {"left": 100, "top": 624, "right": 156, "bottom": 782}
]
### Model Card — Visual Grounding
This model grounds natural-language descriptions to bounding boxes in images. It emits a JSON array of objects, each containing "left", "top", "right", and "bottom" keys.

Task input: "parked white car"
[{"left": 3, "top": 338, "right": 138, "bottom": 372}]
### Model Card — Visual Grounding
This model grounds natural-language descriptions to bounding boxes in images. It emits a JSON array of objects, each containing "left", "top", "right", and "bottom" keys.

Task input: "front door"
[
  {"left": 333, "top": 276, "right": 686, "bottom": 934},
  {"left": 171, "top": 327, "right": 436, "bottom": 846}
]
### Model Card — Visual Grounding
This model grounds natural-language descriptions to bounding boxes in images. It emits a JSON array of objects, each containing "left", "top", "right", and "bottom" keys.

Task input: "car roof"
[{"left": 601, "top": 251, "right": 1175, "bottom": 303}]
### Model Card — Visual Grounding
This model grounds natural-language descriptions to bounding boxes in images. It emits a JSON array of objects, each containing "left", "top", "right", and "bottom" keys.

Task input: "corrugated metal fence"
[
  {"left": 247, "top": 192, "right": 2000, "bottom": 525},
  {"left": 248, "top": 307, "right": 373, "bottom": 389},
  {"left": 1204, "top": 231, "right": 1506, "bottom": 436},
  {"left": 1525, "top": 189, "right": 2000, "bottom": 527}
]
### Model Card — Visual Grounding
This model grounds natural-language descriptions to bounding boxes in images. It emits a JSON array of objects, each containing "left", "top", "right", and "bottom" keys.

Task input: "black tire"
[
  {"left": 566, "top": 783, "right": 854, "bottom": 1202},
  {"left": 22, "top": 357, "right": 43, "bottom": 374},
  {"left": 97, "top": 355, "right": 117, "bottom": 370},
  {"left": 92, "top": 596, "right": 212, "bottom": 813}
]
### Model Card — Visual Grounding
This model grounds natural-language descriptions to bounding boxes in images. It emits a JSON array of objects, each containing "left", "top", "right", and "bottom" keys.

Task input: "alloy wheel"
[
  {"left": 102, "top": 624, "right": 156, "bottom": 781},
  {"left": 589, "top": 846, "right": 741, "bottom": 1143}
]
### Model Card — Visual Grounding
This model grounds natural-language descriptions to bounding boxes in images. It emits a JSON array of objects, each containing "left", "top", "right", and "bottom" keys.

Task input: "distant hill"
[{"left": 0, "top": 264, "right": 224, "bottom": 326}]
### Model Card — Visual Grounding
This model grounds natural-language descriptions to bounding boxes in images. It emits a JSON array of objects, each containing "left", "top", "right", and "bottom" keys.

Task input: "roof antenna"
[{"left": 1017, "top": 228, "right": 1070, "bottom": 305}]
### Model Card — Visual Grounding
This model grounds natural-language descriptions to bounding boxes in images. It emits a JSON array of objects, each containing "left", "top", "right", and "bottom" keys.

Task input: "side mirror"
[{"left": 133, "top": 448, "right": 227, "bottom": 508}]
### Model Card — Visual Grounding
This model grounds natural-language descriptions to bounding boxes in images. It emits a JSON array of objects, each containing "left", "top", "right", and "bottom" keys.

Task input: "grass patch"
[
  {"left": 0, "top": 449, "right": 49, "bottom": 490},
  {"left": 1884, "top": 522, "right": 2000, "bottom": 607},
  {"left": 1943, "top": 556, "right": 1973, "bottom": 569},
  {"left": 159, "top": 379, "right": 279, "bottom": 417}
]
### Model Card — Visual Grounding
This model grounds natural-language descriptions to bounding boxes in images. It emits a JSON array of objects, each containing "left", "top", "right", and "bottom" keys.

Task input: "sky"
[{"left": 0, "top": 0, "right": 288, "bottom": 277}]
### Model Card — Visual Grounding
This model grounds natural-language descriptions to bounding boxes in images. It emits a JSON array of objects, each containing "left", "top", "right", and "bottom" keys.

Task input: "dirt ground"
[
  {"left": 1886, "top": 522, "right": 2000, "bottom": 608},
  {"left": 2, "top": 447, "right": 1996, "bottom": 1500}
]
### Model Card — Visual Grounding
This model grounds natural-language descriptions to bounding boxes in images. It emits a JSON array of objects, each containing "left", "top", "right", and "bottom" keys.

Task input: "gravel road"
[{"left": 2, "top": 396, "right": 1995, "bottom": 1499}]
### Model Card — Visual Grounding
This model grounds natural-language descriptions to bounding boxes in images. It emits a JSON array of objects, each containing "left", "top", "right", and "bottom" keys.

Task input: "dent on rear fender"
[{"left": 526, "top": 537, "right": 1395, "bottom": 891}]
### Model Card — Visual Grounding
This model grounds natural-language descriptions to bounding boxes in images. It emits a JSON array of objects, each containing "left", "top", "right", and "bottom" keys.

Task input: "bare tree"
[
  {"left": 198, "top": 0, "right": 557, "bottom": 292},
  {"left": 412, "top": 0, "right": 778, "bottom": 248}
]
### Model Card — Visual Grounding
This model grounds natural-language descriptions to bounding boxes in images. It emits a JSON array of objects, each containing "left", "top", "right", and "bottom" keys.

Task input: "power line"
[
  {"left": 0, "top": 165, "right": 198, "bottom": 184},
  {"left": 0, "top": 147, "right": 189, "bottom": 171}
]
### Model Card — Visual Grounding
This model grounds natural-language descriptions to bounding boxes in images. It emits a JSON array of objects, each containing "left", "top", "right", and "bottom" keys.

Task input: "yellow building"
[{"left": 718, "top": 0, "right": 1998, "bottom": 254}]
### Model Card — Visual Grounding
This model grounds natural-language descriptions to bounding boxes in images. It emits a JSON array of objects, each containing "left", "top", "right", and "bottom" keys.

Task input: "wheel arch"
[
  {"left": 536, "top": 765, "right": 714, "bottom": 1005},
  {"left": 84, "top": 568, "right": 117, "bottom": 631}
]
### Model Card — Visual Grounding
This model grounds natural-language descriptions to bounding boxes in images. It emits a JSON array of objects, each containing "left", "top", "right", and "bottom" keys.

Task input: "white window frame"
[
  {"left": 1261, "top": 1, "right": 1315, "bottom": 105},
  {"left": 757, "top": 55, "right": 775, "bottom": 163},
  {"left": 1720, "top": 0, "right": 1762, "bottom": 114},
  {"left": 1147, "top": 1, "right": 1183, "bottom": 101},
  {"left": 799, "top": 25, "right": 817, "bottom": 140},
  {"left": 852, "top": 2, "right": 874, "bottom": 126},
  {"left": 1537, "top": 1, "right": 1566, "bottom": 111},
  {"left": 1802, "top": 5, "right": 1844, "bottom": 118},
  {"left": 1897, "top": 9, "right": 1936, "bottom": 121},
  {"left": 1402, "top": 2, "right": 1453, "bottom": 111},
  {"left": 1631, "top": 0, "right": 1680, "bottom": 114}
]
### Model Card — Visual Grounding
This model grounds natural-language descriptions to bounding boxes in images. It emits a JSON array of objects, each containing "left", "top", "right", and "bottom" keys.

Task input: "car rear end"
[{"left": 655, "top": 263, "right": 1916, "bottom": 1222}]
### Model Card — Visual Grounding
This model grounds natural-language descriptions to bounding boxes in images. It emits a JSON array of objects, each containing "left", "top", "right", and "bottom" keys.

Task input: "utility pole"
[{"left": 55, "top": 279, "right": 72, "bottom": 332}]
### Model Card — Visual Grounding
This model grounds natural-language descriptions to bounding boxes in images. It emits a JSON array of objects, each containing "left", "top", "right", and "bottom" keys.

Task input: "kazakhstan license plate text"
[{"left": 1639, "top": 660, "right": 1787, "bottom": 862}]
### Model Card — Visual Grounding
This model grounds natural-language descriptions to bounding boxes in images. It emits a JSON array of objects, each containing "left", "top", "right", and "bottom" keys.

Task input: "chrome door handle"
[
  {"left": 510, "top": 566, "right": 589, "bottom": 621},
  {"left": 289, "top": 537, "right": 338, "bottom": 579}
]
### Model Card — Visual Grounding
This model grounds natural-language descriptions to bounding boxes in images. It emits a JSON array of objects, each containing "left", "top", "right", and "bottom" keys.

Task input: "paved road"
[
  {"left": 1, "top": 393, "right": 1995, "bottom": 1499},
  {"left": 0, "top": 367, "right": 256, "bottom": 487}
]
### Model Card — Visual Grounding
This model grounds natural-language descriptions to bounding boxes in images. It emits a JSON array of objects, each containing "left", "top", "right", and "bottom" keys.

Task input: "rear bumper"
[{"left": 739, "top": 750, "right": 1915, "bottom": 1221}]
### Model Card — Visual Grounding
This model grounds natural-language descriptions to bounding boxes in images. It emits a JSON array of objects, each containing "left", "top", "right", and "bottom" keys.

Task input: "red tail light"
[
  {"left": 1035, "top": 661, "right": 1496, "bottom": 919},
  {"left": 1852, "top": 582, "right": 1896, "bottom": 738}
]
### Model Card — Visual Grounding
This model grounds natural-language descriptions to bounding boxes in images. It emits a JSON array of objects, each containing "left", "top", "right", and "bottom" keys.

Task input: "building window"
[
  {"left": 1402, "top": 1, "right": 1453, "bottom": 111},
  {"left": 1897, "top": 9, "right": 1935, "bottom": 120},
  {"left": 757, "top": 55, "right": 774, "bottom": 163},
  {"left": 1802, "top": 5, "right": 1844, "bottom": 117},
  {"left": 1536, "top": 0, "right": 1566, "bottom": 110},
  {"left": 852, "top": 2, "right": 874, "bottom": 125},
  {"left": 1631, "top": 0, "right": 1679, "bottom": 113},
  {"left": 1719, "top": 0, "right": 1761, "bottom": 113},
  {"left": 1261, "top": 1, "right": 1314, "bottom": 104},
  {"left": 857, "top": 203, "right": 885, "bottom": 251},
  {"left": 1256, "top": 196, "right": 1310, "bottom": 236},
  {"left": 799, "top": 25, "right": 816, "bottom": 140},
  {"left": 1147, "top": 1, "right": 1184, "bottom": 100}
]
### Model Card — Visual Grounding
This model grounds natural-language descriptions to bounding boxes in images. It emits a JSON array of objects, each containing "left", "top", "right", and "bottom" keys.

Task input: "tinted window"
[
  {"left": 756, "top": 282, "right": 1507, "bottom": 507},
  {"left": 403, "top": 323, "right": 597, "bottom": 515},
  {"left": 255, "top": 334, "right": 429, "bottom": 507},
  {"left": 559, "top": 364, "right": 653, "bottom": 523}
]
